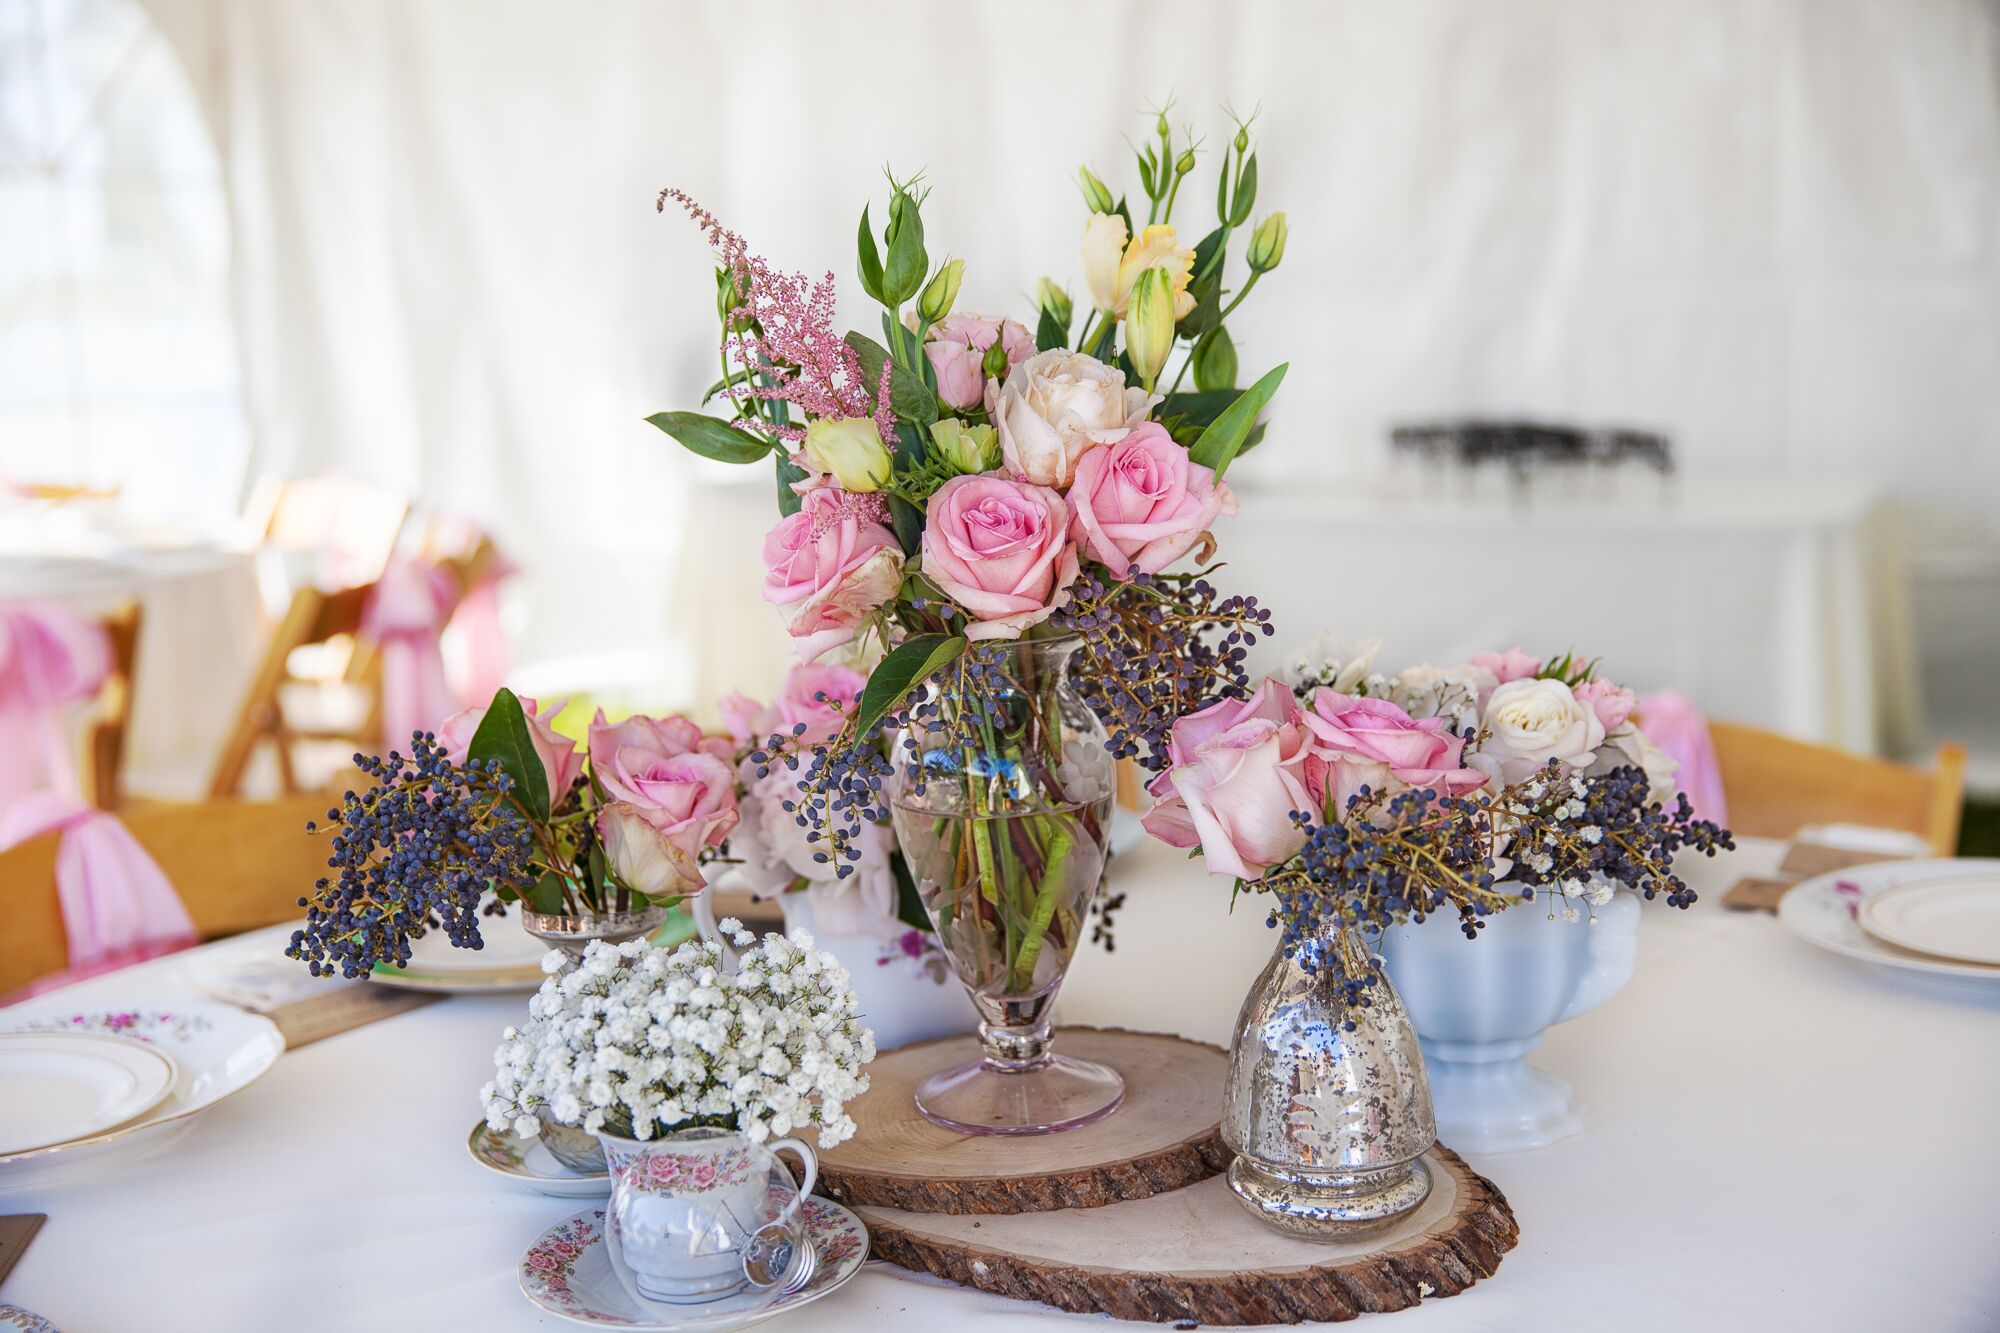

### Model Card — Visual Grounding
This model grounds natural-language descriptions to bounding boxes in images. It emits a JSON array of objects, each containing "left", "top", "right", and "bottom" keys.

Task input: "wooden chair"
[
  {"left": 84, "top": 601, "right": 142, "bottom": 811},
  {"left": 242, "top": 473, "right": 411, "bottom": 591},
  {"left": 208, "top": 583, "right": 382, "bottom": 798},
  {"left": 1708, "top": 720, "right": 1967, "bottom": 855},
  {"left": 0, "top": 794, "right": 333, "bottom": 996}
]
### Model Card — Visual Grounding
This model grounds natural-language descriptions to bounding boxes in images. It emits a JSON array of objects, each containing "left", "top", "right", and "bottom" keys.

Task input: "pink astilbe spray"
[{"left": 660, "top": 188, "right": 895, "bottom": 448}]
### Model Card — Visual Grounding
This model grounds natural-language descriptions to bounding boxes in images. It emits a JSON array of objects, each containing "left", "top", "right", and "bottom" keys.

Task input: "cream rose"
[
  {"left": 985, "top": 349, "right": 1157, "bottom": 489},
  {"left": 1468, "top": 677, "right": 1606, "bottom": 785},
  {"left": 1390, "top": 662, "right": 1499, "bottom": 728},
  {"left": 1590, "top": 723, "right": 1680, "bottom": 808}
]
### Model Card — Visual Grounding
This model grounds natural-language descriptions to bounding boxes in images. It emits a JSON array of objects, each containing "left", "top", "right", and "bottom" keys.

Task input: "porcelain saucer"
[
  {"left": 518, "top": 1196, "right": 867, "bottom": 1330},
  {"left": 468, "top": 1122, "right": 609, "bottom": 1198}
]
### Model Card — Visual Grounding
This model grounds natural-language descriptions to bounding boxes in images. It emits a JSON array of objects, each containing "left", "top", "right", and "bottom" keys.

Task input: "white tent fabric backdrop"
[{"left": 140, "top": 0, "right": 2000, "bottom": 712}]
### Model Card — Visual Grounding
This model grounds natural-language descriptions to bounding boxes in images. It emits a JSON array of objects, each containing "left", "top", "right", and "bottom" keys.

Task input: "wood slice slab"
[
  {"left": 856, "top": 1145, "right": 1517, "bottom": 1325},
  {"left": 815, "top": 1027, "right": 1229, "bottom": 1214}
]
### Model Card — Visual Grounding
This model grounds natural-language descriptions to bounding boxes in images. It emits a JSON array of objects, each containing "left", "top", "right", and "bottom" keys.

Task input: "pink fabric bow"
[
  {"left": 0, "top": 601, "right": 196, "bottom": 988},
  {"left": 0, "top": 791, "right": 198, "bottom": 978},
  {"left": 1636, "top": 690, "right": 1729, "bottom": 825},
  {"left": 364, "top": 557, "right": 461, "bottom": 754},
  {"left": 442, "top": 547, "right": 516, "bottom": 710}
]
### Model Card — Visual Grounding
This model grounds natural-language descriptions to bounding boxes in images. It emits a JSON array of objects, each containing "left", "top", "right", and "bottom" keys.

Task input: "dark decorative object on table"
[{"left": 1390, "top": 419, "right": 1672, "bottom": 475}]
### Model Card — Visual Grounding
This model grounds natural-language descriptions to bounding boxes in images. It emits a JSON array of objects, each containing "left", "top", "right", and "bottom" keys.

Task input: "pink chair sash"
[
  {"left": 364, "top": 558, "right": 461, "bottom": 753},
  {"left": 1636, "top": 690, "right": 1730, "bottom": 825},
  {"left": 0, "top": 601, "right": 197, "bottom": 984},
  {"left": 443, "top": 572, "right": 511, "bottom": 710}
]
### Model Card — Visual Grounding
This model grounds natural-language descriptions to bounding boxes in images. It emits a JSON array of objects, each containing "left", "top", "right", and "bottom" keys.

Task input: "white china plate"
[
  {"left": 1857, "top": 872, "right": 2000, "bottom": 966},
  {"left": 468, "top": 1122, "right": 610, "bottom": 1198},
  {"left": 1778, "top": 858, "right": 2000, "bottom": 991},
  {"left": 0, "top": 1032, "right": 177, "bottom": 1156},
  {"left": 0, "top": 1001, "right": 285, "bottom": 1190},
  {"left": 519, "top": 1197, "right": 868, "bottom": 1330}
]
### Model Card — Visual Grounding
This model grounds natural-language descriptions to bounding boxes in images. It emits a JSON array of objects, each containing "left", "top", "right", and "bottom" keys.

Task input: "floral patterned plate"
[
  {"left": 468, "top": 1121, "right": 610, "bottom": 1198},
  {"left": 1779, "top": 858, "right": 2000, "bottom": 994},
  {"left": 0, "top": 1002, "right": 284, "bottom": 1191},
  {"left": 518, "top": 1197, "right": 867, "bottom": 1330}
]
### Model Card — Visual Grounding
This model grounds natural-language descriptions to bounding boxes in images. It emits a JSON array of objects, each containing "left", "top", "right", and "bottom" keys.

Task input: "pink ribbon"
[
  {"left": 442, "top": 564, "right": 513, "bottom": 709},
  {"left": 0, "top": 601, "right": 197, "bottom": 985},
  {"left": 1636, "top": 689, "right": 1730, "bottom": 825},
  {"left": 363, "top": 557, "right": 461, "bottom": 754}
]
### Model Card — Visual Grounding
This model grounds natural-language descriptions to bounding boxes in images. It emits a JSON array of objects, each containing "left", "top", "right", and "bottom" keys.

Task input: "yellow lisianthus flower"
[{"left": 1081, "top": 215, "right": 1196, "bottom": 321}]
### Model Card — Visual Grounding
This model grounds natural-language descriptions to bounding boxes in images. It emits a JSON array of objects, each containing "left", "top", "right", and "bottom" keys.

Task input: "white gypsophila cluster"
[{"left": 480, "top": 921, "right": 875, "bottom": 1150}]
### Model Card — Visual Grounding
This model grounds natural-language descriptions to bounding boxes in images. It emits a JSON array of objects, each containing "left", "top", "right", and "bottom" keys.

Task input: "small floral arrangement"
[
  {"left": 482, "top": 925, "right": 874, "bottom": 1149},
  {"left": 1141, "top": 637, "right": 1733, "bottom": 1012},
  {"left": 650, "top": 104, "right": 1289, "bottom": 874},
  {"left": 288, "top": 688, "right": 744, "bottom": 976}
]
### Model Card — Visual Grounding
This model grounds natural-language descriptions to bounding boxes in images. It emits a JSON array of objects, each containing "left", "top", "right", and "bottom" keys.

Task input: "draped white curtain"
[{"left": 139, "top": 0, "right": 2000, "bottom": 690}]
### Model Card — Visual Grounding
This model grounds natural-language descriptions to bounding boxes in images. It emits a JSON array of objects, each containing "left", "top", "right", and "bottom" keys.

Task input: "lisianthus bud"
[
  {"left": 715, "top": 266, "right": 744, "bottom": 322},
  {"left": 802, "top": 417, "right": 892, "bottom": 492},
  {"left": 1191, "top": 324, "right": 1238, "bottom": 392},
  {"left": 1174, "top": 148, "right": 1196, "bottom": 178},
  {"left": 917, "top": 258, "right": 964, "bottom": 323},
  {"left": 1035, "top": 278, "right": 1073, "bottom": 329},
  {"left": 929, "top": 418, "right": 1001, "bottom": 475},
  {"left": 1247, "top": 213, "right": 1289, "bottom": 273},
  {"left": 1126, "top": 265, "right": 1177, "bottom": 385},
  {"left": 981, "top": 341, "right": 1010, "bottom": 379},
  {"left": 1077, "top": 166, "right": 1115, "bottom": 215},
  {"left": 1234, "top": 126, "right": 1251, "bottom": 154}
]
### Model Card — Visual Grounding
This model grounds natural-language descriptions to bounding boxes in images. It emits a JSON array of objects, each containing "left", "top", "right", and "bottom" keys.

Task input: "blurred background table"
[{"left": 8, "top": 836, "right": 1996, "bottom": 1331}]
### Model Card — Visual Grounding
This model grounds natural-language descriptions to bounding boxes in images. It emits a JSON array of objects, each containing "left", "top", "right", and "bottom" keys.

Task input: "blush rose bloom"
[
  {"left": 920, "top": 473, "right": 1080, "bottom": 640},
  {"left": 1471, "top": 647, "right": 1543, "bottom": 685},
  {"left": 985, "top": 349, "right": 1158, "bottom": 489},
  {"left": 589, "top": 711, "right": 735, "bottom": 808},
  {"left": 599, "top": 801, "right": 706, "bottom": 900},
  {"left": 439, "top": 694, "right": 583, "bottom": 799},
  {"left": 1068, "top": 422, "right": 1237, "bottom": 575},
  {"left": 1468, "top": 677, "right": 1606, "bottom": 785},
  {"left": 593, "top": 742, "right": 738, "bottom": 875},
  {"left": 717, "top": 664, "right": 866, "bottom": 749},
  {"left": 1300, "top": 691, "right": 1489, "bottom": 808},
  {"left": 762, "top": 488, "right": 906, "bottom": 661},
  {"left": 1574, "top": 678, "right": 1638, "bottom": 733},
  {"left": 924, "top": 314, "right": 1034, "bottom": 412},
  {"left": 1141, "top": 678, "right": 1320, "bottom": 880}
]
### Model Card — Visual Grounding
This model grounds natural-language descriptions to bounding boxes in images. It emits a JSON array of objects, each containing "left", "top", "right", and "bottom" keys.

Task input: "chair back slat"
[{"left": 1709, "top": 720, "right": 1966, "bottom": 855}]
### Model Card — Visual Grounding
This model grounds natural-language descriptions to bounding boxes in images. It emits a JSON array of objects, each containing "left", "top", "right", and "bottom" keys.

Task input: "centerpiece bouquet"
[{"left": 651, "top": 106, "right": 1290, "bottom": 1133}]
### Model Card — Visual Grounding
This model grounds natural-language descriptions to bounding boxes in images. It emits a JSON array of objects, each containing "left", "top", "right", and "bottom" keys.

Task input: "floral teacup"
[{"left": 597, "top": 1125, "right": 818, "bottom": 1305}]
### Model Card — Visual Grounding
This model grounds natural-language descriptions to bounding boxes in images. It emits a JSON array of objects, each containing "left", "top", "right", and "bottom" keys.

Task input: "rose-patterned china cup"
[{"left": 597, "top": 1126, "right": 818, "bottom": 1306}]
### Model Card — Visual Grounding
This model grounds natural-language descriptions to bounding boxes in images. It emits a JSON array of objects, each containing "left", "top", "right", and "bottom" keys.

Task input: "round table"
[{"left": 5, "top": 837, "right": 1996, "bottom": 1331}]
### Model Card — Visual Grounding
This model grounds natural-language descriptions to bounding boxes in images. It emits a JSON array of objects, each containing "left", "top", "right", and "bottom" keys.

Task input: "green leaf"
[
  {"left": 1187, "top": 363, "right": 1287, "bottom": 479},
  {"left": 644, "top": 411, "right": 771, "bottom": 465},
  {"left": 854, "top": 634, "right": 965, "bottom": 740},
  {"left": 1035, "top": 303, "right": 1068, "bottom": 353},
  {"left": 883, "top": 191, "right": 927, "bottom": 304},
  {"left": 1190, "top": 225, "right": 1229, "bottom": 285},
  {"left": 467, "top": 687, "right": 551, "bottom": 823},
  {"left": 891, "top": 852, "right": 930, "bottom": 934},
  {"left": 1087, "top": 316, "right": 1117, "bottom": 363},
  {"left": 1177, "top": 278, "right": 1223, "bottom": 340},
  {"left": 856, "top": 204, "right": 885, "bottom": 304},
  {"left": 699, "top": 371, "right": 749, "bottom": 406},
  {"left": 887, "top": 493, "right": 923, "bottom": 557},
  {"left": 522, "top": 870, "right": 566, "bottom": 915},
  {"left": 1229, "top": 153, "right": 1259, "bottom": 227},
  {"left": 844, "top": 331, "right": 937, "bottom": 425},
  {"left": 774, "top": 454, "right": 808, "bottom": 517}
]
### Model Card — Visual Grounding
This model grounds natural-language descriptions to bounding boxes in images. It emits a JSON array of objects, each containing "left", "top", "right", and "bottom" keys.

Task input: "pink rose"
[
  {"left": 595, "top": 746, "right": 738, "bottom": 900},
  {"left": 923, "top": 314, "right": 1035, "bottom": 412},
  {"left": 438, "top": 694, "right": 583, "bottom": 799},
  {"left": 1574, "top": 679, "right": 1637, "bottom": 733},
  {"left": 1068, "top": 423, "right": 1237, "bottom": 576},
  {"left": 1471, "top": 648, "right": 1542, "bottom": 684},
  {"left": 762, "top": 489, "right": 907, "bottom": 661},
  {"left": 1141, "top": 678, "right": 1319, "bottom": 880},
  {"left": 1301, "top": 691, "right": 1489, "bottom": 804},
  {"left": 772, "top": 663, "right": 866, "bottom": 745},
  {"left": 920, "top": 473, "right": 1080, "bottom": 640},
  {"left": 589, "top": 712, "right": 735, "bottom": 813},
  {"left": 716, "top": 692, "right": 767, "bottom": 746}
]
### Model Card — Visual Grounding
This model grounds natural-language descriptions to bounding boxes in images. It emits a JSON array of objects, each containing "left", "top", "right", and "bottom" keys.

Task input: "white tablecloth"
[
  {"left": 8, "top": 838, "right": 1998, "bottom": 1332},
  {"left": 0, "top": 503, "right": 263, "bottom": 797}
]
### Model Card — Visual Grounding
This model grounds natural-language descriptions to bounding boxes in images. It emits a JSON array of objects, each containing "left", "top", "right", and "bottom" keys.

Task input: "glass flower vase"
[{"left": 888, "top": 634, "right": 1121, "bottom": 1135}]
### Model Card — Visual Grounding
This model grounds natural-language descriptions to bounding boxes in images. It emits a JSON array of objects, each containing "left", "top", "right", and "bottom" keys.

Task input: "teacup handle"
[{"left": 768, "top": 1136, "right": 818, "bottom": 1200}]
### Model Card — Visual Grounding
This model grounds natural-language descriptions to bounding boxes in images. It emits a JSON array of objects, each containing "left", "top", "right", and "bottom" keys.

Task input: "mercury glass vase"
[
  {"left": 1222, "top": 924, "right": 1436, "bottom": 1238},
  {"left": 521, "top": 903, "right": 667, "bottom": 971},
  {"left": 888, "top": 634, "right": 1122, "bottom": 1135}
]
